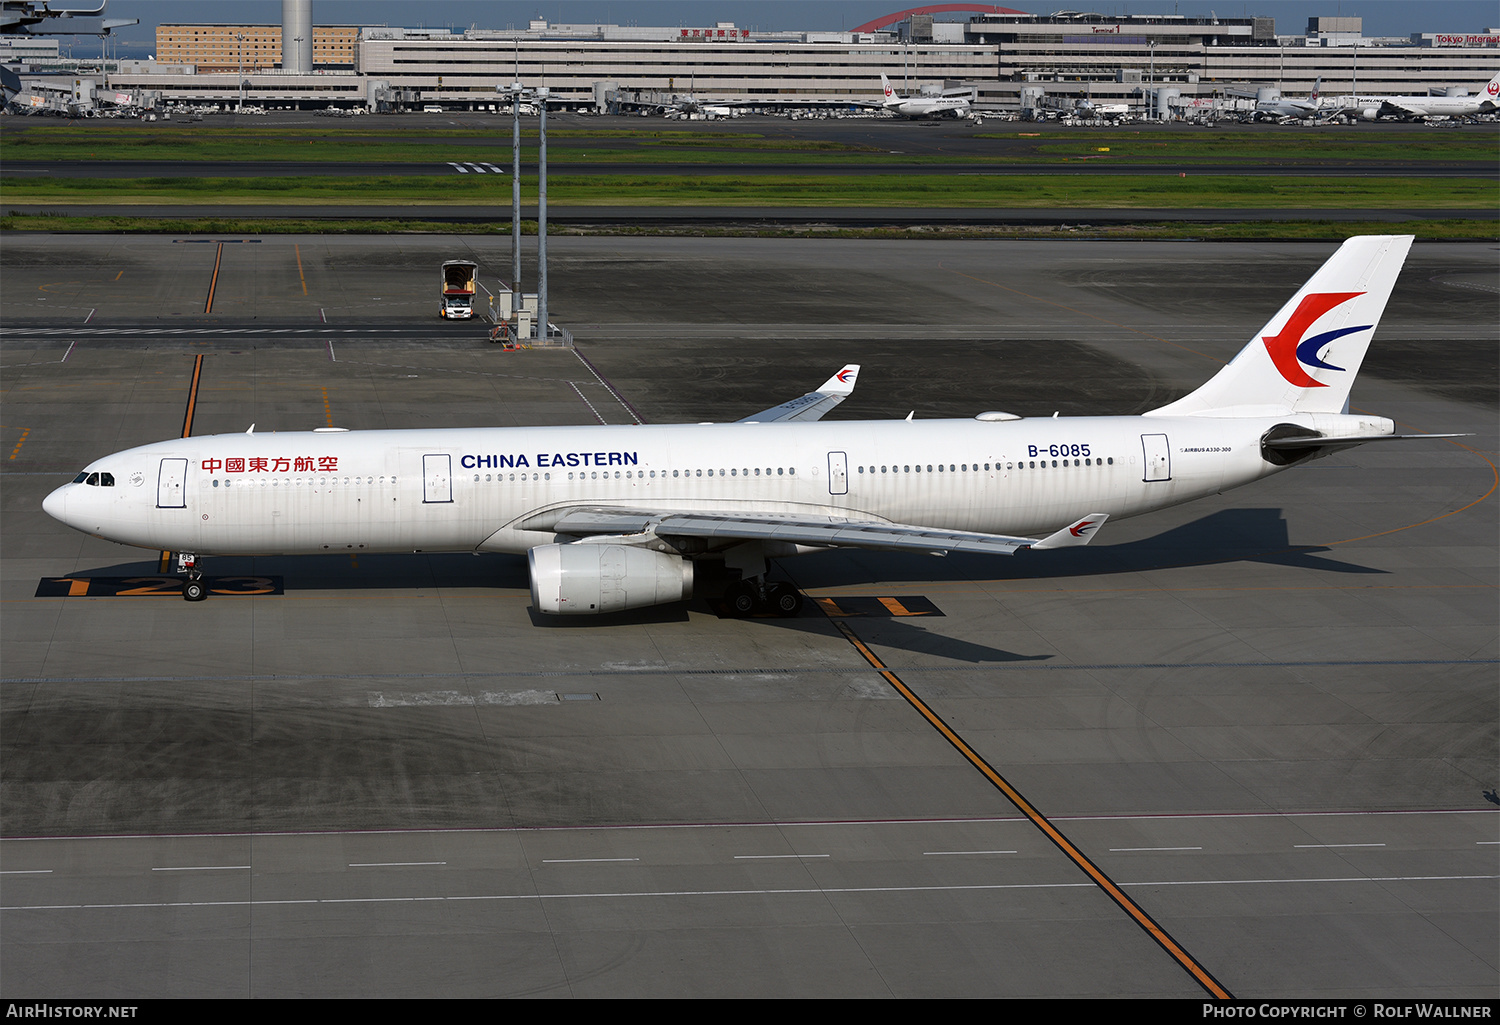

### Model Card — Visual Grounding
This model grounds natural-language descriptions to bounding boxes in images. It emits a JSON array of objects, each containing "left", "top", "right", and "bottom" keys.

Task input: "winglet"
[
  {"left": 738, "top": 364, "right": 860, "bottom": 423},
  {"left": 819, "top": 364, "right": 859, "bottom": 397},
  {"left": 1031, "top": 513, "right": 1109, "bottom": 549}
]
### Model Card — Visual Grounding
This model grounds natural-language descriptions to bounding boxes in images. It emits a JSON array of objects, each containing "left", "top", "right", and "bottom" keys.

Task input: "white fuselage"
[
  {"left": 1378, "top": 93, "right": 1495, "bottom": 117},
  {"left": 44, "top": 413, "right": 1318, "bottom": 559},
  {"left": 1255, "top": 100, "right": 1320, "bottom": 120},
  {"left": 1330, "top": 92, "right": 1498, "bottom": 119},
  {"left": 885, "top": 96, "right": 970, "bottom": 119}
]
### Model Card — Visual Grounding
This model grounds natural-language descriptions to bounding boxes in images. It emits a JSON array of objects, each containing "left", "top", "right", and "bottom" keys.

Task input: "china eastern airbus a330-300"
[{"left": 45, "top": 235, "right": 1457, "bottom": 617}]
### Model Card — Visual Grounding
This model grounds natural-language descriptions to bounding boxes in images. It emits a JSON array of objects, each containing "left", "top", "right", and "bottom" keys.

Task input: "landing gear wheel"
[
  {"left": 767, "top": 583, "right": 803, "bottom": 617},
  {"left": 183, "top": 579, "right": 207, "bottom": 602},
  {"left": 726, "top": 581, "right": 759, "bottom": 617}
]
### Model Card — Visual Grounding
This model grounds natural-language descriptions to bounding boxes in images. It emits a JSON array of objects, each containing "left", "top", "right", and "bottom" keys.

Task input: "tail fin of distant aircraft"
[
  {"left": 1310, "top": 77, "right": 1322, "bottom": 101},
  {"left": 881, "top": 74, "right": 897, "bottom": 101},
  {"left": 1146, "top": 235, "right": 1413, "bottom": 417},
  {"left": 1482, "top": 70, "right": 1500, "bottom": 107}
]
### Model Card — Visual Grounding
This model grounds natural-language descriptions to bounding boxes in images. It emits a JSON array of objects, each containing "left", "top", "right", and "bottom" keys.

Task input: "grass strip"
[
  {"left": 2, "top": 173, "right": 1493, "bottom": 208},
  {"left": 5, "top": 125, "right": 1496, "bottom": 165},
  {"left": 2, "top": 213, "right": 1492, "bottom": 242}
]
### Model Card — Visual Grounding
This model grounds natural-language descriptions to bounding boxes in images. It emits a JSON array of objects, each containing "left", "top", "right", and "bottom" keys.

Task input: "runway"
[
  {"left": 6, "top": 160, "right": 1495, "bottom": 179},
  {"left": 0, "top": 235, "right": 1495, "bottom": 998},
  {"left": 6, "top": 205, "right": 1494, "bottom": 228}
]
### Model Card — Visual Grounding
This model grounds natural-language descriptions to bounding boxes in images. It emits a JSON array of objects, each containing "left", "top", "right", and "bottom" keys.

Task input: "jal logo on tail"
[{"left": 1262, "top": 291, "right": 1372, "bottom": 389}]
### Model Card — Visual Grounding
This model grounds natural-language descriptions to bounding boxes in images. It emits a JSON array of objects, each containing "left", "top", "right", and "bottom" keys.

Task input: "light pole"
[
  {"left": 291, "top": 36, "right": 304, "bottom": 109},
  {"left": 1148, "top": 40, "right": 1156, "bottom": 118},
  {"left": 503, "top": 81, "right": 521, "bottom": 313},
  {"left": 536, "top": 87, "right": 549, "bottom": 344},
  {"left": 234, "top": 33, "right": 246, "bottom": 110}
]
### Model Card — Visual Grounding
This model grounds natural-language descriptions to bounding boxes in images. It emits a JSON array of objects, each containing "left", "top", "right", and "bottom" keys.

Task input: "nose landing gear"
[{"left": 177, "top": 553, "right": 207, "bottom": 602}]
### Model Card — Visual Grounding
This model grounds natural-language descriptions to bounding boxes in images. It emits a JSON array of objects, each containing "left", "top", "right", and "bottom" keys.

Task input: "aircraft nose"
[{"left": 42, "top": 485, "right": 68, "bottom": 524}]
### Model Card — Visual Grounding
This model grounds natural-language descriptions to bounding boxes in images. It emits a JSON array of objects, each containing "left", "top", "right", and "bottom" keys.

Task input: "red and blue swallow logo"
[
  {"left": 1069, "top": 519, "right": 1098, "bottom": 538},
  {"left": 836, "top": 369, "right": 856, "bottom": 383},
  {"left": 1262, "top": 291, "right": 1371, "bottom": 389}
]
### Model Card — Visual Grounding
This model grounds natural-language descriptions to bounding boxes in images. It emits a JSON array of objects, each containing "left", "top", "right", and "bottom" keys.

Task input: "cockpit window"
[
  {"left": 73, "top": 472, "right": 89, "bottom": 484},
  {"left": 99, "top": 472, "right": 115, "bottom": 487},
  {"left": 86, "top": 473, "right": 99, "bottom": 486},
  {"left": 73, "top": 471, "right": 115, "bottom": 486}
]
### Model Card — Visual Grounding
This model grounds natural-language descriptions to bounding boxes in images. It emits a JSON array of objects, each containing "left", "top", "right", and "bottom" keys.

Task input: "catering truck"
[{"left": 439, "top": 260, "right": 479, "bottom": 319}]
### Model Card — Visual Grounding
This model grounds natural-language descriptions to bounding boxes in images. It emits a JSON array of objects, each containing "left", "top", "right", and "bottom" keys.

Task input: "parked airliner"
[
  {"left": 1254, "top": 79, "right": 1325, "bottom": 122},
  {"left": 1329, "top": 70, "right": 1500, "bottom": 120},
  {"left": 44, "top": 236, "right": 1454, "bottom": 616},
  {"left": 880, "top": 74, "right": 972, "bottom": 119}
]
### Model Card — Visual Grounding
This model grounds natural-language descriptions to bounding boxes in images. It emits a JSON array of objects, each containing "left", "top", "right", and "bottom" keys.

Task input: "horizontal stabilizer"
[
  {"left": 1263, "top": 432, "right": 1469, "bottom": 453},
  {"left": 739, "top": 365, "right": 860, "bottom": 423}
]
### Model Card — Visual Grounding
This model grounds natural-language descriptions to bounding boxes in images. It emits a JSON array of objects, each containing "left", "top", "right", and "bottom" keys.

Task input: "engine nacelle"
[
  {"left": 1360, "top": 108, "right": 1380, "bottom": 121},
  {"left": 528, "top": 543, "right": 693, "bottom": 615}
]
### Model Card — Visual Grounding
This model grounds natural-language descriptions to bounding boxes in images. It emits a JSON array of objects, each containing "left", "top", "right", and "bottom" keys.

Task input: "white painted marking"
[
  {"left": 349, "top": 862, "right": 447, "bottom": 868},
  {"left": 569, "top": 381, "right": 608, "bottom": 425},
  {"left": 0, "top": 869, "right": 53, "bottom": 874},
  {"left": 1293, "top": 844, "right": 1387, "bottom": 849},
  {"left": 367, "top": 689, "right": 558, "bottom": 707},
  {"left": 733, "top": 854, "right": 829, "bottom": 860},
  {"left": 465, "top": 163, "right": 486, "bottom": 173},
  {"left": 541, "top": 858, "right": 640, "bottom": 864},
  {"left": 448, "top": 162, "right": 468, "bottom": 173},
  {"left": 7, "top": 875, "right": 1495, "bottom": 913},
  {"left": 151, "top": 865, "right": 250, "bottom": 872},
  {"left": 924, "top": 850, "right": 1017, "bottom": 856},
  {"left": 1110, "top": 847, "right": 1204, "bottom": 852}
]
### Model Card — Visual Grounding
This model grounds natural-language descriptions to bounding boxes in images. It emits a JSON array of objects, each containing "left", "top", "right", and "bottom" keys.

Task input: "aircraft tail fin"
[
  {"left": 1310, "top": 77, "right": 1322, "bottom": 101},
  {"left": 1146, "top": 235, "right": 1413, "bottom": 418},
  {"left": 881, "top": 73, "right": 896, "bottom": 101},
  {"left": 1483, "top": 71, "right": 1500, "bottom": 108}
]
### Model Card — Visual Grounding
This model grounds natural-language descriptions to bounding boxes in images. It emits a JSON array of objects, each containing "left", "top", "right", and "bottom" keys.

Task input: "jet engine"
[
  {"left": 1360, "top": 108, "right": 1380, "bottom": 121},
  {"left": 528, "top": 543, "right": 693, "bottom": 615}
]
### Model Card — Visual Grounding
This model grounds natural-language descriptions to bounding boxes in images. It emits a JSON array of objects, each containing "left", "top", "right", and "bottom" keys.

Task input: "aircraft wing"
[
  {"left": 1380, "top": 99, "right": 1428, "bottom": 118},
  {"left": 532, "top": 507, "right": 1108, "bottom": 557},
  {"left": 738, "top": 364, "right": 859, "bottom": 423}
]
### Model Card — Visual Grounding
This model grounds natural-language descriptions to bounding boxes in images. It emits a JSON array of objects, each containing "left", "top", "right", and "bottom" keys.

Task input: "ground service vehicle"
[{"left": 440, "top": 260, "right": 478, "bottom": 319}]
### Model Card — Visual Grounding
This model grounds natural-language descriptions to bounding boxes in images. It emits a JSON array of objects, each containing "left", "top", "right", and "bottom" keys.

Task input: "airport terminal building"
[{"left": 17, "top": 9, "right": 1500, "bottom": 116}]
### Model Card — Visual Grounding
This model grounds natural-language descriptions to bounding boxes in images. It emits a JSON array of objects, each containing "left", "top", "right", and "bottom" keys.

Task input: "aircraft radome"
[{"left": 44, "top": 236, "right": 1459, "bottom": 617}]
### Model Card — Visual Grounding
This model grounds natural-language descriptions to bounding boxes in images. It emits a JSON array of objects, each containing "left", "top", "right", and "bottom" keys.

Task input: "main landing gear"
[
  {"left": 724, "top": 579, "right": 803, "bottom": 618},
  {"left": 177, "top": 552, "right": 207, "bottom": 602}
]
